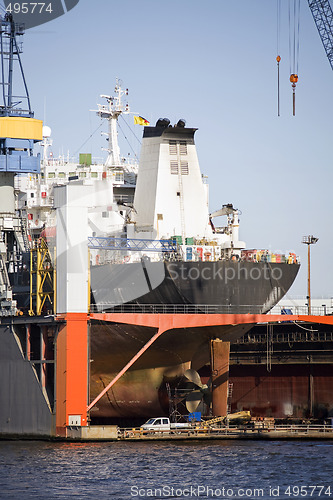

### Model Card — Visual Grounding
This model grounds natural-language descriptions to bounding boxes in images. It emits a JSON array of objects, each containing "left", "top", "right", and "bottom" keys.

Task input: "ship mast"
[{"left": 96, "top": 80, "right": 129, "bottom": 168}]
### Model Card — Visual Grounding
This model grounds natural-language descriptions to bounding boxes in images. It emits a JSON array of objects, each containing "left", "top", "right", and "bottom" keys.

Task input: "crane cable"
[
  {"left": 289, "top": 0, "right": 301, "bottom": 116},
  {"left": 276, "top": 0, "right": 281, "bottom": 116}
]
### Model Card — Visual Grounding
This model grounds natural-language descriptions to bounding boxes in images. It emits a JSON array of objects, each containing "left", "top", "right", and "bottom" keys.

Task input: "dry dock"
[{"left": 61, "top": 424, "right": 333, "bottom": 442}]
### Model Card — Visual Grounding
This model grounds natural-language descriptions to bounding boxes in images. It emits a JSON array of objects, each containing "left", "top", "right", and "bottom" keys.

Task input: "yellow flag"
[{"left": 134, "top": 115, "right": 150, "bottom": 126}]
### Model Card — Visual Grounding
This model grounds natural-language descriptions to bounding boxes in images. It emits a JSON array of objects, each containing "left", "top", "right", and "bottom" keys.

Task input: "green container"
[
  {"left": 79, "top": 153, "right": 92, "bottom": 166},
  {"left": 185, "top": 237, "right": 194, "bottom": 245},
  {"left": 172, "top": 235, "right": 183, "bottom": 245}
]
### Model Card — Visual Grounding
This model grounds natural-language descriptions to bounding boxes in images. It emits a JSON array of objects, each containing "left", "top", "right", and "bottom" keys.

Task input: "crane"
[
  {"left": 307, "top": 0, "right": 333, "bottom": 70},
  {"left": 276, "top": 0, "right": 333, "bottom": 115}
]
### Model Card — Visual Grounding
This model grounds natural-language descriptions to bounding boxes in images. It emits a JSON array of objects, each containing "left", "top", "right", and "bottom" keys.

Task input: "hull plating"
[
  {"left": 91, "top": 261, "right": 300, "bottom": 312},
  {"left": 89, "top": 322, "right": 252, "bottom": 418},
  {"left": 89, "top": 261, "right": 300, "bottom": 418}
]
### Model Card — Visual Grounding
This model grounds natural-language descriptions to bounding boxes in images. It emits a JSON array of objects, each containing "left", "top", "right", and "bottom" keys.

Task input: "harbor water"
[{"left": 0, "top": 440, "right": 332, "bottom": 499}]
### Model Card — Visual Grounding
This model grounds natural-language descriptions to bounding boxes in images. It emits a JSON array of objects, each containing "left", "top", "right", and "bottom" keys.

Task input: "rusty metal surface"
[{"left": 229, "top": 364, "right": 333, "bottom": 419}]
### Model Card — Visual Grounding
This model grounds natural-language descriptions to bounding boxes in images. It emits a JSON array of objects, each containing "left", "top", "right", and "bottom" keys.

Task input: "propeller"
[
  {"left": 184, "top": 369, "right": 205, "bottom": 388},
  {"left": 183, "top": 369, "right": 211, "bottom": 413}
]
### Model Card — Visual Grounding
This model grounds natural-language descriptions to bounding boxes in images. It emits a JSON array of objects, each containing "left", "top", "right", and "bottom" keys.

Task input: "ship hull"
[
  {"left": 89, "top": 321, "right": 253, "bottom": 418},
  {"left": 91, "top": 261, "right": 300, "bottom": 312},
  {"left": 88, "top": 261, "right": 300, "bottom": 419},
  {"left": 9, "top": 258, "right": 300, "bottom": 420}
]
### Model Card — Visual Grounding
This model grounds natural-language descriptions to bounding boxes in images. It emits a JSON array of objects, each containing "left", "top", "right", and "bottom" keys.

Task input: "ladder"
[
  {"left": 227, "top": 382, "right": 234, "bottom": 415},
  {"left": 18, "top": 216, "right": 30, "bottom": 252},
  {"left": 177, "top": 145, "right": 186, "bottom": 243}
]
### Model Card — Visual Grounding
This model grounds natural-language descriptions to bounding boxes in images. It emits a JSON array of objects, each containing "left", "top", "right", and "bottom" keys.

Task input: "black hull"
[{"left": 90, "top": 261, "right": 300, "bottom": 312}]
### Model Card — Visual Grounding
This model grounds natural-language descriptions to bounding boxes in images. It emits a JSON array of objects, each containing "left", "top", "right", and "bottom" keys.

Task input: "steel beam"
[
  {"left": 87, "top": 327, "right": 166, "bottom": 411},
  {"left": 210, "top": 339, "right": 230, "bottom": 417},
  {"left": 89, "top": 313, "right": 333, "bottom": 328},
  {"left": 55, "top": 313, "right": 89, "bottom": 436}
]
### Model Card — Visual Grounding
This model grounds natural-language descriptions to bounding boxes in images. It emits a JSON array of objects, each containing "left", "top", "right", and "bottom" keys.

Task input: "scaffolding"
[{"left": 29, "top": 239, "right": 55, "bottom": 315}]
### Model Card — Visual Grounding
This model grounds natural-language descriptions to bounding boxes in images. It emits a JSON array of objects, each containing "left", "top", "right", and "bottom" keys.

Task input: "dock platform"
[{"left": 63, "top": 424, "right": 333, "bottom": 442}]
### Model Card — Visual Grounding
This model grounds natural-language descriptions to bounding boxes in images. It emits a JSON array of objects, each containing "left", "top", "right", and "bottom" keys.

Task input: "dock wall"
[{"left": 0, "top": 323, "right": 53, "bottom": 436}]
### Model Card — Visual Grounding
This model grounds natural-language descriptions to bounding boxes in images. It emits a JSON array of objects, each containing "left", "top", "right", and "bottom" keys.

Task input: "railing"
[
  {"left": 90, "top": 303, "right": 265, "bottom": 314},
  {"left": 88, "top": 236, "right": 178, "bottom": 253},
  {"left": 270, "top": 305, "right": 332, "bottom": 316},
  {"left": 113, "top": 194, "right": 134, "bottom": 204},
  {"left": 89, "top": 302, "right": 331, "bottom": 315},
  {"left": 236, "top": 330, "right": 333, "bottom": 344},
  {"left": 118, "top": 423, "right": 333, "bottom": 439},
  {"left": 272, "top": 424, "right": 333, "bottom": 433}
]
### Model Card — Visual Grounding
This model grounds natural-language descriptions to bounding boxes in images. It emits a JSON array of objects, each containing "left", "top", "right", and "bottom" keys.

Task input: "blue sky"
[{"left": 7, "top": 0, "right": 333, "bottom": 298}]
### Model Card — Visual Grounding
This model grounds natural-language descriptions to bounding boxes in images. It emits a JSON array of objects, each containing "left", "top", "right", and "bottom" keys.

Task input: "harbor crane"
[
  {"left": 277, "top": 0, "right": 333, "bottom": 115},
  {"left": 307, "top": 0, "right": 333, "bottom": 71}
]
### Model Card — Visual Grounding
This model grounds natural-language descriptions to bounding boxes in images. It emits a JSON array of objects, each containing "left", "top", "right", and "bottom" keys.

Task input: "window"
[
  {"left": 170, "top": 161, "right": 178, "bottom": 175},
  {"left": 170, "top": 160, "right": 189, "bottom": 175},
  {"left": 115, "top": 171, "right": 124, "bottom": 183},
  {"left": 180, "top": 161, "right": 189, "bottom": 175},
  {"left": 80, "top": 171, "right": 87, "bottom": 178},
  {"left": 169, "top": 140, "right": 177, "bottom": 155},
  {"left": 58, "top": 172, "right": 66, "bottom": 178},
  {"left": 48, "top": 172, "right": 55, "bottom": 178},
  {"left": 169, "top": 140, "right": 187, "bottom": 155},
  {"left": 91, "top": 171, "right": 98, "bottom": 178},
  {"left": 179, "top": 141, "right": 187, "bottom": 155}
]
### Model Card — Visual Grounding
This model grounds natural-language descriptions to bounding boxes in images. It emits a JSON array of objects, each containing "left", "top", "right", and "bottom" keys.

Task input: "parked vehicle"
[{"left": 141, "top": 417, "right": 191, "bottom": 432}]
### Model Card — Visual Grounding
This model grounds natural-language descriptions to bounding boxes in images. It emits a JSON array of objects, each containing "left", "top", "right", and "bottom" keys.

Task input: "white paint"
[
  {"left": 0, "top": 173, "right": 15, "bottom": 213},
  {"left": 68, "top": 415, "right": 82, "bottom": 426},
  {"left": 133, "top": 129, "right": 213, "bottom": 242},
  {"left": 54, "top": 183, "right": 92, "bottom": 314}
]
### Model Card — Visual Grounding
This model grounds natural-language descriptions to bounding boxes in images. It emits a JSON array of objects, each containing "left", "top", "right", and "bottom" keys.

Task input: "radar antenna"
[{"left": 95, "top": 79, "right": 129, "bottom": 167}]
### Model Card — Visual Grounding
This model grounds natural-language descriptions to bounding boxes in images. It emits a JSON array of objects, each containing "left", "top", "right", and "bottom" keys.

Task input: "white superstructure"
[
  {"left": 128, "top": 119, "right": 246, "bottom": 260},
  {"left": 133, "top": 123, "right": 212, "bottom": 241},
  {"left": 15, "top": 81, "right": 137, "bottom": 237}
]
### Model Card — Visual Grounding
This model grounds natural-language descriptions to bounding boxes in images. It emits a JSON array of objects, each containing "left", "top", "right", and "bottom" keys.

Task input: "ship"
[
  {"left": 83, "top": 117, "right": 300, "bottom": 420},
  {"left": 16, "top": 80, "right": 137, "bottom": 239},
  {"left": 0, "top": 16, "right": 301, "bottom": 429},
  {"left": 89, "top": 118, "right": 299, "bottom": 311},
  {"left": 13, "top": 104, "right": 300, "bottom": 421}
]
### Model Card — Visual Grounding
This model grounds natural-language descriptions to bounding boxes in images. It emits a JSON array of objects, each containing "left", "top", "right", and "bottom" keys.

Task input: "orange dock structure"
[{"left": 53, "top": 312, "right": 333, "bottom": 437}]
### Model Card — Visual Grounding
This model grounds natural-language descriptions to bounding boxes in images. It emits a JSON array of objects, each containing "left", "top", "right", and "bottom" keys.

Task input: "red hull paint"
[{"left": 229, "top": 364, "right": 333, "bottom": 419}]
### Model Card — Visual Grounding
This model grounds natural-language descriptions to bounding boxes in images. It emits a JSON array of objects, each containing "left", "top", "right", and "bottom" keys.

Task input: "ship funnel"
[
  {"left": 133, "top": 121, "right": 213, "bottom": 241},
  {"left": 155, "top": 118, "right": 170, "bottom": 127},
  {"left": 176, "top": 119, "right": 186, "bottom": 128}
]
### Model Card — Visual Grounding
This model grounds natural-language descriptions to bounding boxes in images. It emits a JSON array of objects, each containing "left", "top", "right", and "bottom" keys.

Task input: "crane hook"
[
  {"left": 290, "top": 74, "right": 298, "bottom": 116},
  {"left": 276, "top": 55, "right": 281, "bottom": 116}
]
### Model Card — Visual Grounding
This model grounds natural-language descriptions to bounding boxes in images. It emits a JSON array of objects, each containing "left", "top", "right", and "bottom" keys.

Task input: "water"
[{"left": 0, "top": 440, "right": 332, "bottom": 499}]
